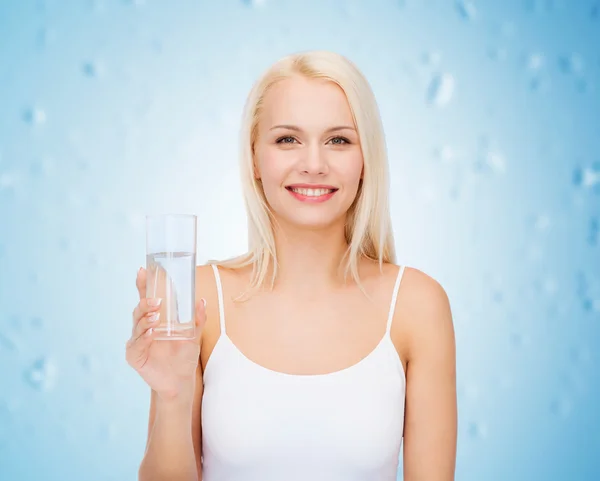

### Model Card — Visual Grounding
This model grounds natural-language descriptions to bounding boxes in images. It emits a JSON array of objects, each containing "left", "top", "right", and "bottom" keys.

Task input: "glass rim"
[{"left": 145, "top": 213, "right": 197, "bottom": 220}]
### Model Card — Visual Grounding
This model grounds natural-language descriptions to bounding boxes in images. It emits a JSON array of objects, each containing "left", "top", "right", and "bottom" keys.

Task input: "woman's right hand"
[{"left": 125, "top": 267, "right": 207, "bottom": 402}]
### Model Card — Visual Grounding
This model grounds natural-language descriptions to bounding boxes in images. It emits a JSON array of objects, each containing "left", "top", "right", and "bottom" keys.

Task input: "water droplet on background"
[
  {"left": 29, "top": 156, "right": 54, "bottom": 178},
  {"left": 30, "top": 316, "right": 43, "bottom": 329},
  {"left": 90, "top": 0, "right": 106, "bottom": 12},
  {"left": 23, "top": 107, "right": 47, "bottom": 125},
  {"left": 79, "top": 353, "right": 99, "bottom": 373},
  {"left": 150, "top": 38, "right": 163, "bottom": 54},
  {"left": 434, "top": 145, "right": 456, "bottom": 164},
  {"left": 528, "top": 53, "right": 545, "bottom": 71},
  {"left": 559, "top": 53, "right": 584, "bottom": 75},
  {"left": 576, "top": 272, "right": 600, "bottom": 313},
  {"left": 36, "top": 27, "right": 57, "bottom": 48},
  {"left": 491, "top": 289, "right": 504, "bottom": 303},
  {"left": 572, "top": 162, "right": 600, "bottom": 189},
  {"left": 487, "top": 46, "right": 508, "bottom": 61},
  {"left": 82, "top": 60, "right": 104, "bottom": 77},
  {"left": 532, "top": 214, "right": 551, "bottom": 231},
  {"left": 421, "top": 51, "right": 442, "bottom": 67},
  {"left": 0, "top": 333, "right": 19, "bottom": 351},
  {"left": 0, "top": 171, "right": 20, "bottom": 191},
  {"left": 530, "top": 75, "right": 550, "bottom": 92},
  {"left": 533, "top": 276, "right": 558, "bottom": 296},
  {"left": 488, "top": 151, "right": 506, "bottom": 173},
  {"left": 467, "top": 421, "right": 488, "bottom": 439},
  {"left": 100, "top": 420, "right": 119, "bottom": 441},
  {"left": 24, "top": 357, "right": 58, "bottom": 391},
  {"left": 426, "top": 73, "right": 455, "bottom": 107},
  {"left": 456, "top": 0, "right": 476, "bottom": 20},
  {"left": 242, "top": 0, "right": 267, "bottom": 7}
]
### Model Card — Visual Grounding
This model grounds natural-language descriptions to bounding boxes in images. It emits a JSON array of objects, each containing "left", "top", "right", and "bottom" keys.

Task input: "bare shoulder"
[
  {"left": 396, "top": 266, "right": 458, "bottom": 477},
  {"left": 195, "top": 262, "right": 253, "bottom": 367},
  {"left": 396, "top": 265, "right": 455, "bottom": 363}
]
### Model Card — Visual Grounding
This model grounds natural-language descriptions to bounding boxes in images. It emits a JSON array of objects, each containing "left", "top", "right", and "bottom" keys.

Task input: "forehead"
[{"left": 259, "top": 76, "right": 354, "bottom": 127}]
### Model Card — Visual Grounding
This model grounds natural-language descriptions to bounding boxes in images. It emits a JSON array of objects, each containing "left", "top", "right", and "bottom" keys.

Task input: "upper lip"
[{"left": 285, "top": 184, "right": 338, "bottom": 190}]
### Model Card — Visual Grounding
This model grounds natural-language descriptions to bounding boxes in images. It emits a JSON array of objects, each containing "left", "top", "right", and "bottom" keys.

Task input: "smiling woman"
[{"left": 131, "top": 50, "right": 457, "bottom": 481}]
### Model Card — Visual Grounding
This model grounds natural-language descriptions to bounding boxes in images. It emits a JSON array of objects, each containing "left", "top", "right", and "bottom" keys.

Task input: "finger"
[
  {"left": 133, "top": 303, "right": 162, "bottom": 338},
  {"left": 135, "top": 267, "right": 146, "bottom": 300},
  {"left": 126, "top": 327, "right": 155, "bottom": 368},
  {"left": 132, "top": 298, "right": 163, "bottom": 331}
]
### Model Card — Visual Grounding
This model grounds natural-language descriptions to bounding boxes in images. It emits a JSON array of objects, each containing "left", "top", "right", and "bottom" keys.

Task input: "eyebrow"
[{"left": 269, "top": 124, "right": 356, "bottom": 133}]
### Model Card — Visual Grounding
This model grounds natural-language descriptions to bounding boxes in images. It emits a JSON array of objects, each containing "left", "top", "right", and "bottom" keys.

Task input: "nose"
[{"left": 299, "top": 144, "right": 328, "bottom": 176}]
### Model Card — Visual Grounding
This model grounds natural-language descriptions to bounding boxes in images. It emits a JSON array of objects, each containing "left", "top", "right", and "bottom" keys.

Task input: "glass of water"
[{"left": 145, "top": 214, "right": 197, "bottom": 341}]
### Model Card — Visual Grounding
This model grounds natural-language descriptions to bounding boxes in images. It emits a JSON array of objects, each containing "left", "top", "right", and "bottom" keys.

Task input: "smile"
[{"left": 285, "top": 185, "right": 338, "bottom": 203}]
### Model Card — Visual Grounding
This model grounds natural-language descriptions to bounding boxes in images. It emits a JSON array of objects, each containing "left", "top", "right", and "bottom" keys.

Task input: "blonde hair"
[{"left": 214, "top": 50, "right": 396, "bottom": 298}]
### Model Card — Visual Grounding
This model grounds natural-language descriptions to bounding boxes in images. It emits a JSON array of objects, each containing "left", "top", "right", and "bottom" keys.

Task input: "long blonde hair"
[{"left": 214, "top": 50, "right": 396, "bottom": 297}]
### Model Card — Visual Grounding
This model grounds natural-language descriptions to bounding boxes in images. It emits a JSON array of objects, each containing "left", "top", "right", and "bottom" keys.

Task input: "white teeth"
[{"left": 290, "top": 187, "right": 334, "bottom": 197}]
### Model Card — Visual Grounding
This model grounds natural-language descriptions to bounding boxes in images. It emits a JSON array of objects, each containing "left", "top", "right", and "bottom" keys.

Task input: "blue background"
[{"left": 1, "top": 0, "right": 599, "bottom": 480}]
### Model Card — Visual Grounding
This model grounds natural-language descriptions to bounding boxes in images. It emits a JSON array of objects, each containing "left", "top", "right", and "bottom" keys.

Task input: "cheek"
[
  {"left": 338, "top": 152, "right": 364, "bottom": 189},
  {"left": 257, "top": 149, "right": 288, "bottom": 192}
]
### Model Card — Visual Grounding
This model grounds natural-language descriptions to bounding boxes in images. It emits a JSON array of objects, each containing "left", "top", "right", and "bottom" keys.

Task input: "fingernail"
[
  {"left": 148, "top": 312, "right": 160, "bottom": 323},
  {"left": 147, "top": 298, "right": 162, "bottom": 307},
  {"left": 201, "top": 298, "right": 207, "bottom": 308},
  {"left": 145, "top": 328, "right": 153, "bottom": 336}
]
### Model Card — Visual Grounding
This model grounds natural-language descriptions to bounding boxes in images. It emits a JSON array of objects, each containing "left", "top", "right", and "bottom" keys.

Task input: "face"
[{"left": 253, "top": 76, "right": 364, "bottom": 231}]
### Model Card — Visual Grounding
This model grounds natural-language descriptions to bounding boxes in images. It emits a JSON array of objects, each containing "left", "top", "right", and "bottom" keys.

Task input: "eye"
[
  {"left": 329, "top": 136, "right": 350, "bottom": 145},
  {"left": 276, "top": 136, "right": 297, "bottom": 144}
]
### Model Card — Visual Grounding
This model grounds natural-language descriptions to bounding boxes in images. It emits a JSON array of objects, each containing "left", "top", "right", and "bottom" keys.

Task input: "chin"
[{"left": 277, "top": 211, "right": 345, "bottom": 231}]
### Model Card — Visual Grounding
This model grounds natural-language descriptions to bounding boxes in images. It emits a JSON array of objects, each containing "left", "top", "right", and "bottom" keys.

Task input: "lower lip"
[{"left": 287, "top": 188, "right": 337, "bottom": 203}]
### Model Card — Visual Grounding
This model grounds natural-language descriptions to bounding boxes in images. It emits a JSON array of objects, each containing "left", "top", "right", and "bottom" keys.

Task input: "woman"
[{"left": 127, "top": 50, "right": 457, "bottom": 481}]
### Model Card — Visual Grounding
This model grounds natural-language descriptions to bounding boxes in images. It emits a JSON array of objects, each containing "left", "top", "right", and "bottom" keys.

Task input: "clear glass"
[{"left": 145, "top": 214, "right": 197, "bottom": 341}]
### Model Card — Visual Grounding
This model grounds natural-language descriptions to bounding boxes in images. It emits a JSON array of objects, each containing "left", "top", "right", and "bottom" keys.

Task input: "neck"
[{"left": 269, "top": 217, "right": 350, "bottom": 293}]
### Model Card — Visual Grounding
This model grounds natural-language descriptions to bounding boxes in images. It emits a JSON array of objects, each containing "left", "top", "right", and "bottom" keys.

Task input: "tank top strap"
[
  {"left": 210, "top": 264, "right": 227, "bottom": 336},
  {"left": 385, "top": 265, "right": 406, "bottom": 336}
]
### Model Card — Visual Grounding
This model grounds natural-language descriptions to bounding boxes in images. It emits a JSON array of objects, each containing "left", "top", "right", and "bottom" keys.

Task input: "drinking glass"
[{"left": 145, "top": 214, "right": 197, "bottom": 340}]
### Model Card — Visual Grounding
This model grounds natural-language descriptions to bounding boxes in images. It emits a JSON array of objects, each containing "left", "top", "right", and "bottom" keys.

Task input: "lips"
[
  {"left": 285, "top": 184, "right": 338, "bottom": 203},
  {"left": 285, "top": 184, "right": 338, "bottom": 194}
]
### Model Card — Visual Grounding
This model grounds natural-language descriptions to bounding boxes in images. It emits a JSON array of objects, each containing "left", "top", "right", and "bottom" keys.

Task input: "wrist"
[{"left": 156, "top": 384, "right": 195, "bottom": 409}]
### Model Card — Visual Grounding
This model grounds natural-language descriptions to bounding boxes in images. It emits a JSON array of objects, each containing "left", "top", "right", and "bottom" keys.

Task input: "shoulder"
[
  {"left": 195, "top": 261, "right": 253, "bottom": 344},
  {"left": 195, "top": 260, "right": 252, "bottom": 289},
  {"left": 395, "top": 265, "right": 455, "bottom": 363}
]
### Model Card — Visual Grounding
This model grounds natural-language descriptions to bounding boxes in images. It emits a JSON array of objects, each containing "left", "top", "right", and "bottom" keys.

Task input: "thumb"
[
  {"left": 194, "top": 298, "right": 208, "bottom": 338},
  {"left": 136, "top": 267, "right": 146, "bottom": 300}
]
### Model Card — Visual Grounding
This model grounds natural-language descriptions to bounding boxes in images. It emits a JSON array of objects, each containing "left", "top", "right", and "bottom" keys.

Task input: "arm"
[
  {"left": 402, "top": 270, "right": 457, "bottom": 481},
  {"left": 138, "top": 263, "right": 215, "bottom": 480},
  {"left": 138, "top": 361, "right": 204, "bottom": 481}
]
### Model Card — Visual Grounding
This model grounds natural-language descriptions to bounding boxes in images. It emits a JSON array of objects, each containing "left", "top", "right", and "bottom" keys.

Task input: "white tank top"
[{"left": 201, "top": 264, "right": 407, "bottom": 481}]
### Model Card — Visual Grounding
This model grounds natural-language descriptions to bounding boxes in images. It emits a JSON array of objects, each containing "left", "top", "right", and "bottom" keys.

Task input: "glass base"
[{"left": 153, "top": 325, "right": 195, "bottom": 341}]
